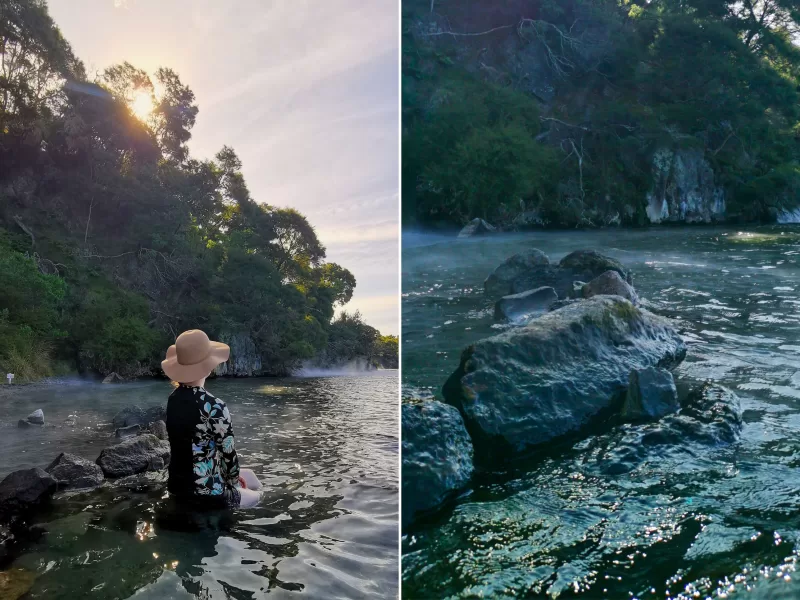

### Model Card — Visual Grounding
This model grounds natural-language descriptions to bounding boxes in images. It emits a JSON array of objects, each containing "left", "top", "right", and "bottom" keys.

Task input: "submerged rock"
[
  {"left": 96, "top": 434, "right": 171, "bottom": 478},
  {"left": 622, "top": 367, "right": 679, "bottom": 420},
  {"left": 112, "top": 405, "right": 166, "bottom": 428},
  {"left": 443, "top": 296, "right": 686, "bottom": 454},
  {"left": 45, "top": 453, "right": 104, "bottom": 490},
  {"left": 115, "top": 424, "right": 141, "bottom": 438},
  {"left": 592, "top": 383, "right": 742, "bottom": 475},
  {"left": 494, "top": 287, "right": 558, "bottom": 322},
  {"left": 25, "top": 410, "right": 44, "bottom": 425},
  {"left": 458, "top": 218, "right": 496, "bottom": 238},
  {"left": 582, "top": 270, "right": 639, "bottom": 304},
  {"left": 484, "top": 249, "right": 550, "bottom": 296},
  {"left": 0, "top": 468, "right": 57, "bottom": 515},
  {"left": 402, "top": 398, "right": 474, "bottom": 527}
]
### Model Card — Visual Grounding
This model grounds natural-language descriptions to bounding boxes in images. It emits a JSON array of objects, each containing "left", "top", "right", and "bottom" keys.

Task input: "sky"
[{"left": 48, "top": 0, "right": 399, "bottom": 335}]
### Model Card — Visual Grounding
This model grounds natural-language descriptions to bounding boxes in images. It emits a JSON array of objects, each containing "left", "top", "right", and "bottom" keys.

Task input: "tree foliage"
[
  {"left": 0, "top": 0, "right": 396, "bottom": 377},
  {"left": 403, "top": 0, "right": 800, "bottom": 227}
]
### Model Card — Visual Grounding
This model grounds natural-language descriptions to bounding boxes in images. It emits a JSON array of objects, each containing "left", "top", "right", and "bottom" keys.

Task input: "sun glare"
[{"left": 130, "top": 90, "right": 153, "bottom": 121}]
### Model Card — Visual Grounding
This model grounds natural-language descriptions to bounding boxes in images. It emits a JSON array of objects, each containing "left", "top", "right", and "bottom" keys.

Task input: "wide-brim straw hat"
[{"left": 161, "top": 329, "right": 230, "bottom": 383}]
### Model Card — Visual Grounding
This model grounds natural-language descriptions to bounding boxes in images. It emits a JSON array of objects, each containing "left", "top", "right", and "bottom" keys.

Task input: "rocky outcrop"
[
  {"left": 45, "top": 453, "right": 104, "bottom": 490},
  {"left": 402, "top": 398, "right": 474, "bottom": 527},
  {"left": 443, "top": 296, "right": 686, "bottom": 454},
  {"left": 494, "top": 286, "right": 558, "bottom": 321},
  {"left": 457, "top": 218, "right": 496, "bottom": 238},
  {"left": 102, "top": 372, "right": 124, "bottom": 384},
  {"left": 484, "top": 249, "right": 550, "bottom": 296},
  {"left": 214, "top": 333, "right": 262, "bottom": 376},
  {"left": 582, "top": 270, "right": 639, "bottom": 304},
  {"left": 148, "top": 420, "right": 167, "bottom": 440},
  {"left": 646, "top": 148, "right": 726, "bottom": 224},
  {"left": 0, "top": 468, "right": 57, "bottom": 515},
  {"left": 96, "top": 434, "right": 170, "bottom": 478},
  {"left": 111, "top": 405, "right": 166, "bottom": 428},
  {"left": 486, "top": 248, "right": 632, "bottom": 299},
  {"left": 621, "top": 367, "right": 679, "bottom": 421}
]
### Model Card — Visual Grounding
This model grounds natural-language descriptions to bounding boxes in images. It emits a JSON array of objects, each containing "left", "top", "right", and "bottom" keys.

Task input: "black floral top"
[{"left": 166, "top": 384, "right": 240, "bottom": 500}]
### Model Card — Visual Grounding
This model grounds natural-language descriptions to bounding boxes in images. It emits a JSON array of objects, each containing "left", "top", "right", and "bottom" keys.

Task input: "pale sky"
[{"left": 48, "top": 0, "right": 399, "bottom": 335}]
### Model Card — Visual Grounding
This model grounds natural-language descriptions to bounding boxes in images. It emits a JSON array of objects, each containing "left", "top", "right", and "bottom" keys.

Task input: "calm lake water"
[
  {"left": 1, "top": 371, "right": 398, "bottom": 599},
  {"left": 402, "top": 226, "right": 800, "bottom": 599}
]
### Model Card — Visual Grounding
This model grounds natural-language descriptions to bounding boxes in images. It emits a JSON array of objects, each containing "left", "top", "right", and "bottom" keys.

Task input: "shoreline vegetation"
[
  {"left": 0, "top": 1, "right": 397, "bottom": 383},
  {"left": 402, "top": 0, "right": 800, "bottom": 231}
]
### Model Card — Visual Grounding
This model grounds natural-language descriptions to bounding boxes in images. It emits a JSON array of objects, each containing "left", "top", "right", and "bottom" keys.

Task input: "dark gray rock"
[
  {"left": 503, "top": 249, "right": 632, "bottom": 299},
  {"left": 548, "top": 299, "right": 582, "bottom": 312},
  {"left": 148, "top": 420, "right": 167, "bottom": 441},
  {"left": 147, "top": 456, "right": 165, "bottom": 471},
  {"left": 96, "top": 434, "right": 171, "bottom": 478},
  {"left": 622, "top": 367, "right": 679, "bottom": 420},
  {"left": 571, "top": 281, "right": 587, "bottom": 298},
  {"left": 0, "top": 468, "right": 57, "bottom": 514},
  {"left": 402, "top": 398, "right": 474, "bottom": 527},
  {"left": 458, "top": 218, "right": 496, "bottom": 238},
  {"left": 494, "top": 286, "right": 558, "bottom": 322},
  {"left": 582, "top": 270, "right": 639, "bottom": 304},
  {"left": 558, "top": 249, "right": 632, "bottom": 284},
  {"left": 443, "top": 296, "right": 686, "bottom": 454},
  {"left": 45, "top": 453, "right": 104, "bottom": 490},
  {"left": 484, "top": 249, "right": 550, "bottom": 296},
  {"left": 115, "top": 424, "right": 141, "bottom": 439},
  {"left": 26, "top": 410, "right": 44, "bottom": 425},
  {"left": 112, "top": 405, "right": 166, "bottom": 428},
  {"left": 590, "top": 383, "right": 742, "bottom": 475}
]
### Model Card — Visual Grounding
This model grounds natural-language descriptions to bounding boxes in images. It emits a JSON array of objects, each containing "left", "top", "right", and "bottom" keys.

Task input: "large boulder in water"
[
  {"left": 622, "top": 367, "right": 679, "bottom": 421},
  {"left": 112, "top": 405, "right": 166, "bottom": 428},
  {"left": 45, "top": 453, "right": 104, "bottom": 490},
  {"left": 96, "top": 434, "right": 171, "bottom": 478},
  {"left": 25, "top": 410, "right": 44, "bottom": 425},
  {"left": 582, "top": 270, "right": 639, "bottom": 304},
  {"left": 402, "top": 398, "right": 474, "bottom": 527},
  {"left": 458, "top": 218, "right": 496, "bottom": 238},
  {"left": 494, "top": 286, "right": 558, "bottom": 322},
  {"left": 0, "top": 468, "right": 57, "bottom": 515},
  {"left": 443, "top": 296, "right": 686, "bottom": 454},
  {"left": 484, "top": 249, "right": 550, "bottom": 296},
  {"left": 488, "top": 248, "right": 632, "bottom": 299},
  {"left": 558, "top": 249, "right": 632, "bottom": 284}
]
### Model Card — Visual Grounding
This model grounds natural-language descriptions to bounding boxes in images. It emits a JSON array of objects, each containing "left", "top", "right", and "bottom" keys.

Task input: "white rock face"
[
  {"left": 646, "top": 148, "right": 726, "bottom": 224},
  {"left": 777, "top": 208, "right": 800, "bottom": 223}
]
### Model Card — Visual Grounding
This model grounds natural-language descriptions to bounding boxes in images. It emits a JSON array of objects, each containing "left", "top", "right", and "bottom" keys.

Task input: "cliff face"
[
  {"left": 645, "top": 149, "right": 726, "bottom": 225},
  {"left": 403, "top": 0, "right": 800, "bottom": 228},
  {"left": 214, "top": 333, "right": 263, "bottom": 377}
]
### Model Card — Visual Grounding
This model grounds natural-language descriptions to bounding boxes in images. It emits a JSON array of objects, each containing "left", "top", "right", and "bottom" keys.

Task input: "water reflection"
[{"left": 4, "top": 372, "right": 398, "bottom": 599}]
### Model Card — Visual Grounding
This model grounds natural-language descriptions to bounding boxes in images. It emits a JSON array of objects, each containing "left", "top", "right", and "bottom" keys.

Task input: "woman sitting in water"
[{"left": 161, "top": 329, "right": 262, "bottom": 508}]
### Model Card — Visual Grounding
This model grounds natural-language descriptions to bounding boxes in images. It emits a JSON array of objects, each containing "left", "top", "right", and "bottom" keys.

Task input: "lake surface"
[
  {"left": 1, "top": 372, "right": 398, "bottom": 599},
  {"left": 402, "top": 227, "right": 800, "bottom": 599}
]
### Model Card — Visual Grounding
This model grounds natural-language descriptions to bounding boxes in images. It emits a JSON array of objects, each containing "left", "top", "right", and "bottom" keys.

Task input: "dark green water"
[
  {"left": 402, "top": 227, "right": 800, "bottom": 599},
  {"left": 1, "top": 373, "right": 398, "bottom": 599}
]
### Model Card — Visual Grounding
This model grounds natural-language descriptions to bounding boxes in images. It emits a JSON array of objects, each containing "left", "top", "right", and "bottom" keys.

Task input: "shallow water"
[
  {"left": 402, "top": 227, "right": 800, "bottom": 599},
  {"left": 2, "top": 372, "right": 398, "bottom": 599}
]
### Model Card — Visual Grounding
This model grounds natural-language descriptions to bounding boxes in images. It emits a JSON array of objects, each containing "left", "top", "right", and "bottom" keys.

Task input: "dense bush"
[
  {"left": 0, "top": 0, "right": 396, "bottom": 378},
  {"left": 403, "top": 0, "right": 800, "bottom": 228}
]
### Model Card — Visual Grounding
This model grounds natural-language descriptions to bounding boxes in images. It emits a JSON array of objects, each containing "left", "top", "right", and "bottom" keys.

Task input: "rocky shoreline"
[
  {"left": 402, "top": 248, "right": 743, "bottom": 527},
  {"left": 0, "top": 404, "right": 171, "bottom": 567}
]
